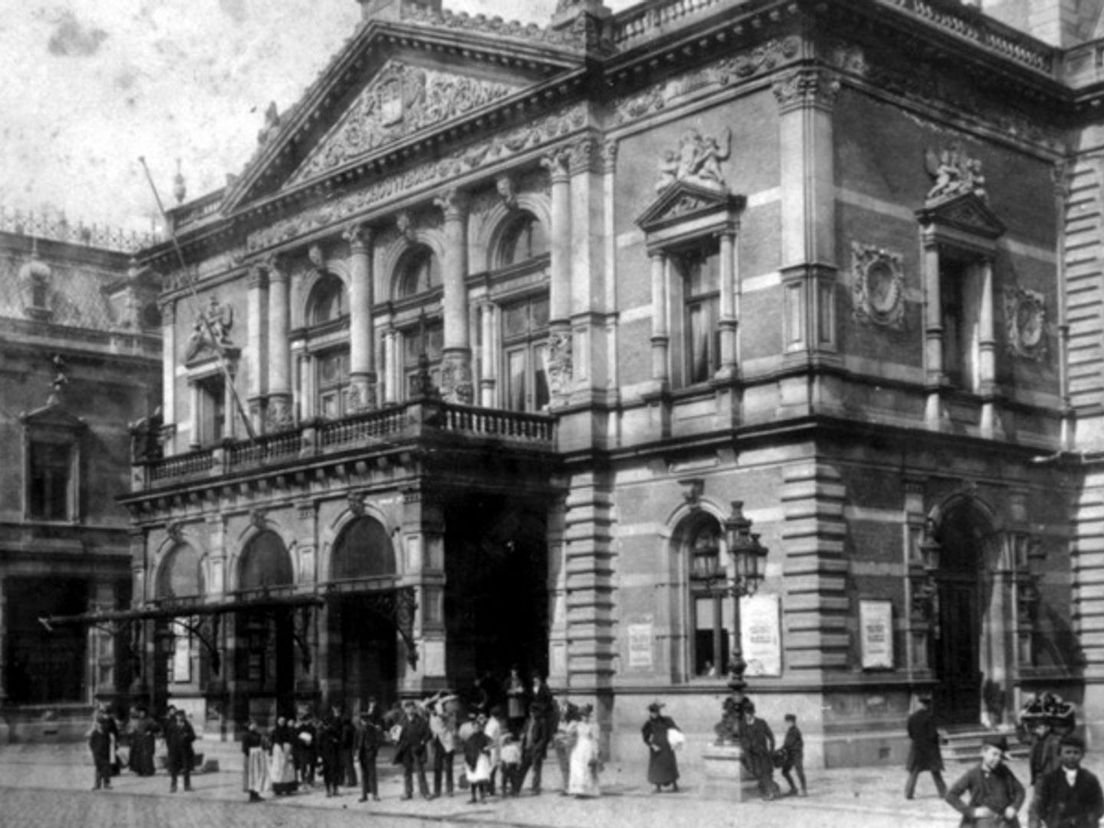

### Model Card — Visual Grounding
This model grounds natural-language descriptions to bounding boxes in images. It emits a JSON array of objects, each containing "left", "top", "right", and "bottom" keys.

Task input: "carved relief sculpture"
[
  {"left": 546, "top": 330, "right": 573, "bottom": 396},
  {"left": 185, "top": 295, "right": 235, "bottom": 362},
  {"left": 440, "top": 354, "right": 474, "bottom": 405},
  {"left": 924, "top": 142, "right": 987, "bottom": 203},
  {"left": 655, "top": 127, "right": 731, "bottom": 192},
  {"left": 1004, "top": 286, "right": 1047, "bottom": 361},
  {"left": 851, "top": 242, "right": 905, "bottom": 330},
  {"left": 266, "top": 396, "right": 294, "bottom": 431}
]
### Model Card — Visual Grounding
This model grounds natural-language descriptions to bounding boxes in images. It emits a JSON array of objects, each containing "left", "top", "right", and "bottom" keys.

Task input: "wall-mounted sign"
[
  {"left": 742, "top": 594, "right": 781, "bottom": 677},
  {"left": 860, "top": 599, "right": 894, "bottom": 670},
  {"left": 627, "top": 620, "right": 654, "bottom": 670}
]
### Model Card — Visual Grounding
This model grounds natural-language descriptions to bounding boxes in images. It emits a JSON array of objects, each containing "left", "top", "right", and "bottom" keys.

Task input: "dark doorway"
[
  {"left": 932, "top": 504, "right": 985, "bottom": 725},
  {"left": 5, "top": 577, "right": 88, "bottom": 703},
  {"left": 445, "top": 496, "right": 549, "bottom": 690},
  {"left": 335, "top": 595, "right": 399, "bottom": 710}
]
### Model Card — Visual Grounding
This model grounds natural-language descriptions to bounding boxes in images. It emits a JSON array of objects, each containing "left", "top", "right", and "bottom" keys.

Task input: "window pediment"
[
  {"left": 20, "top": 404, "right": 86, "bottom": 432},
  {"left": 916, "top": 192, "right": 1005, "bottom": 242},
  {"left": 637, "top": 181, "right": 744, "bottom": 249}
]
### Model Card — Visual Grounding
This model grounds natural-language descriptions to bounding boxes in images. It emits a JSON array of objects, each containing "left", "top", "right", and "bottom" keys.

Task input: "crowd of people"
[{"left": 86, "top": 702, "right": 197, "bottom": 793}]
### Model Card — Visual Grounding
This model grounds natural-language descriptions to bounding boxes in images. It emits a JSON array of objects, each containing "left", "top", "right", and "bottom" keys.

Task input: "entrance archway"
[
  {"left": 329, "top": 517, "right": 399, "bottom": 709},
  {"left": 236, "top": 531, "right": 295, "bottom": 719},
  {"left": 931, "top": 499, "right": 995, "bottom": 725}
]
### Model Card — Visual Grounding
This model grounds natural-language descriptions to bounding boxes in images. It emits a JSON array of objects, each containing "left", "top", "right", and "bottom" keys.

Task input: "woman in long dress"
[
  {"left": 269, "top": 716, "right": 298, "bottom": 795},
  {"left": 642, "top": 701, "right": 680, "bottom": 793},
  {"left": 567, "top": 704, "right": 600, "bottom": 798},
  {"left": 128, "top": 707, "right": 158, "bottom": 777},
  {"left": 241, "top": 719, "right": 271, "bottom": 802}
]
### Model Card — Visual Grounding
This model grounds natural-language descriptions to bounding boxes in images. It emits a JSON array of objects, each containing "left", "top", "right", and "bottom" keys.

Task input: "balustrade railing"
[{"left": 141, "top": 400, "right": 554, "bottom": 488}]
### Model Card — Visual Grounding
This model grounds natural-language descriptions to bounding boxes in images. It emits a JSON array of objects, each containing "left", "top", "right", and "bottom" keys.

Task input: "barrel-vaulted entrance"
[{"left": 928, "top": 496, "right": 1016, "bottom": 727}]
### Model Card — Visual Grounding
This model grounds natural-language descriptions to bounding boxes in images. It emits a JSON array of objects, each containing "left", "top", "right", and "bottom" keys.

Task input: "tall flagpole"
[{"left": 139, "top": 156, "right": 257, "bottom": 443}]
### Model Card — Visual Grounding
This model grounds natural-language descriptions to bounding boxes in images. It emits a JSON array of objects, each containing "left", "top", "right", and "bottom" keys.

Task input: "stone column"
[
  {"left": 399, "top": 485, "right": 447, "bottom": 694},
  {"left": 479, "top": 302, "right": 497, "bottom": 407},
  {"left": 718, "top": 230, "right": 739, "bottom": 378},
  {"left": 435, "top": 188, "right": 473, "bottom": 405},
  {"left": 246, "top": 265, "right": 268, "bottom": 432},
  {"left": 649, "top": 251, "right": 670, "bottom": 386},
  {"left": 542, "top": 150, "right": 572, "bottom": 403},
  {"left": 921, "top": 233, "right": 944, "bottom": 428},
  {"left": 978, "top": 258, "right": 999, "bottom": 438},
  {"left": 160, "top": 300, "right": 177, "bottom": 452},
  {"left": 345, "top": 224, "right": 377, "bottom": 411},
  {"left": 774, "top": 68, "right": 840, "bottom": 373},
  {"left": 266, "top": 258, "right": 292, "bottom": 429},
  {"left": 188, "top": 382, "right": 201, "bottom": 451}
]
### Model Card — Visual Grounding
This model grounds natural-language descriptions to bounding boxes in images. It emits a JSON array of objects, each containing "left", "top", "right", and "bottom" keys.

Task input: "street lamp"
[{"left": 723, "top": 501, "right": 768, "bottom": 696}]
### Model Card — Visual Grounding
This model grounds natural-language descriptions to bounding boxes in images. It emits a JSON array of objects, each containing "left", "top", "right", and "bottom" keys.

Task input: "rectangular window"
[
  {"left": 499, "top": 295, "right": 551, "bottom": 412},
  {"left": 940, "top": 257, "right": 978, "bottom": 391},
  {"left": 196, "top": 375, "right": 225, "bottom": 444},
  {"left": 29, "top": 440, "right": 71, "bottom": 521},
  {"left": 403, "top": 318, "right": 443, "bottom": 399},
  {"left": 674, "top": 243, "right": 720, "bottom": 387},
  {"left": 316, "top": 349, "right": 349, "bottom": 420}
]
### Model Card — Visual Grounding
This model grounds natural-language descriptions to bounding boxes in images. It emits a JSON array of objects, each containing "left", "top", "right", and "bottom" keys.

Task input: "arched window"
[
  {"left": 497, "top": 211, "right": 549, "bottom": 268},
  {"left": 238, "top": 530, "right": 294, "bottom": 591},
  {"left": 395, "top": 245, "right": 439, "bottom": 299},
  {"left": 308, "top": 273, "right": 345, "bottom": 325},
  {"left": 331, "top": 517, "right": 396, "bottom": 580},
  {"left": 156, "top": 543, "right": 204, "bottom": 599},
  {"left": 685, "top": 517, "right": 730, "bottom": 679}
]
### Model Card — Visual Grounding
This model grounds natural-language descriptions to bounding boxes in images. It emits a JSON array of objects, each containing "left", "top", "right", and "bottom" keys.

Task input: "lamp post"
[{"left": 723, "top": 501, "right": 768, "bottom": 697}]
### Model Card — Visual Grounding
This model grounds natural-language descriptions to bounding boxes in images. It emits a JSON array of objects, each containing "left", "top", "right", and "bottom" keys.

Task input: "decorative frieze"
[
  {"left": 613, "top": 38, "right": 801, "bottom": 125},
  {"left": 291, "top": 61, "right": 525, "bottom": 185},
  {"left": 247, "top": 104, "right": 586, "bottom": 254},
  {"left": 851, "top": 242, "right": 905, "bottom": 330},
  {"left": 1004, "top": 286, "right": 1047, "bottom": 362}
]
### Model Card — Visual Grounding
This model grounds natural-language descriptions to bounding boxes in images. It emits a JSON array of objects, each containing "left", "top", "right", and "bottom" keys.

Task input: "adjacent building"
[
  {"left": 116, "top": 0, "right": 1104, "bottom": 767},
  {"left": 0, "top": 211, "right": 161, "bottom": 740}
]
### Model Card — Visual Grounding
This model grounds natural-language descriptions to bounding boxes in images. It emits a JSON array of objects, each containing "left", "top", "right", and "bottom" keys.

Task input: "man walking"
[
  {"left": 742, "top": 702, "right": 779, "bottom": 801},
  {"left": 905, "top": 695, "right": 947, "bottom": 800},
  {"left": 1034, "top": 735, "right": 1104, "bottom": 828},
  {"left": 519, "top": 700, "right": 551, "bottom": 795},
  {"left": 355, "top": 701, "right": 384, "bottom": 803},
  {"left": 165, "top": 709, "right": 196, "bottom": 793}
]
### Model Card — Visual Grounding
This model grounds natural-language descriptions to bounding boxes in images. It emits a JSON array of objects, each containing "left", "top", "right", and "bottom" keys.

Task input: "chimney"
[{"left": 358, "top": 0, "right": 442, "bottom": 22}]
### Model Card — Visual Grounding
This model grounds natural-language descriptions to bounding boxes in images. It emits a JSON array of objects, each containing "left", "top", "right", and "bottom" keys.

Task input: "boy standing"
[
  {"left": 88, "top": 718, "right": 113, "bottom": 790},
  {"left": 945, "top": 734, "right": 1025, "bottom": 827},
  {"left": 1034, "top": 735, "right": 1104, "bottom": 828},
  {"left": 780, "top": 713, "right": 807, "bottom": 797}
]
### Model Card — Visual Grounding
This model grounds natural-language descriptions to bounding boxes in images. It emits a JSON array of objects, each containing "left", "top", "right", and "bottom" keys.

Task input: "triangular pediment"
[
  {"left": 288, "top": 59, "right": 529, "bottom": 188},
  {"left": 20, "top": 402, "right": 86, "bottom": 431},
  {"left": 637, "top": 180, "right": 744, "bottom": 233},
  {"left": 219, "top": 20, "right": 577, "bottom": 215},
  {"left": 917, "top": 192, "right": 1005, "bottom": 239}
]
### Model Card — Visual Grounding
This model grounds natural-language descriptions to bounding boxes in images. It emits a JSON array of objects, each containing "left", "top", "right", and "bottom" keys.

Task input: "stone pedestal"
[{"left": 700, "top": 742, "right": 759, "bottom": 801}]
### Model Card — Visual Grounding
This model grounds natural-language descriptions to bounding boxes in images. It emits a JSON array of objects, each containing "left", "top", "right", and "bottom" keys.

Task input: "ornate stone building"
[
  {"left": 0, "top": 213, "right": 161, "bottom": 740},
  {"left": 116, "top": 0, "right": 1104, "bottom": 766}
]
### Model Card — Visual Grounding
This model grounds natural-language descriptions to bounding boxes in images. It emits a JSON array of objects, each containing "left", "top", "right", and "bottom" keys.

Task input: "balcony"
[{"left": 134, "top": 399, "right": 556, "bottom": 491}]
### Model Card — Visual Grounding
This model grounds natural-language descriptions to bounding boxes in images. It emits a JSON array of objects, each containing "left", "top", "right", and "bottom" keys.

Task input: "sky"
[{"left": 0, "top": 0, "right": 633, "bottom": 235}]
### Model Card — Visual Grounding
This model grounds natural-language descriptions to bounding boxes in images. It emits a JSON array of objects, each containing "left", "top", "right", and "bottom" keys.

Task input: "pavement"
[{"left": 0, "top": 741, "right": 1073, "bottom": 828}]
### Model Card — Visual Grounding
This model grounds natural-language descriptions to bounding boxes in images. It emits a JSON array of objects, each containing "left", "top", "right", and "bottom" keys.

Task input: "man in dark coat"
[
  {"left": 164, "top": 710, "right": 196, "bottom": 793},
  {"left": 642, "top": 701, "right": 680, "bottom": 793},
  {"left": 355, "top": 700, "right": 384, "bottom": 802},
  {"left": 905, "top": 695, "right": 947, "bottom": 799},
  {"left": 1035, "top": 735, "right": 1104, "bottom": 828},
  {"left": 393, "top": 700, "right": 433, "bottom": 800},
  {"left": 519, "top": 699, "right": 552, "bottom": 794},
  {"left": 946, "top": 733, "right": 1025, "bottom": 827},
  {"left": 1028, "top": 719, "right": 1064, "bottom": 828},
  {"left": 88, "top": 717, "right": 113, "bottom": 790},
  {"left": 318, "top": 705, "right": 344, "bottom": 797},
  {"left": 742, "top": 701, "right": 779, "bottom": 801}
]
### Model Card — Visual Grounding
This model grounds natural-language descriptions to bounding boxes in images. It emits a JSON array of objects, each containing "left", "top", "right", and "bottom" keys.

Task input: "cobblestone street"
[{"left": 0, "top": 742, "right": 1069, "bottom": 827}]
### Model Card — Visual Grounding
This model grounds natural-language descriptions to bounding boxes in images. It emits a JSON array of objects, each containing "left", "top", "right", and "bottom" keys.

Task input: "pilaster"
[
  {"left": 542, "top": 150, "right": 573, "bottom": 406},
  {"left": 160, "top": 299, "right": 177, "bottom": 452},
  {"left": 435, "top": 188, "right": 473, "bottom": 405},
  {"left": 400, "top": 485, "right": 447, "bottom": 694},
  {"left": 568, "top": 133, "right": 608, "bottom": 405}
]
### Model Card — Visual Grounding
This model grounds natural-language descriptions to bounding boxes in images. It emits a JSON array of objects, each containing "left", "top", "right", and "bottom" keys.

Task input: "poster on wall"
[
  {"left": 741, "top": 594, "right": 781, "bottom": 677},
  {"left": 860, "top": 599, "right": 894, "bottom": 670},
  {"left": 627, "top": 618, "right": 654, "bottom": 670}
]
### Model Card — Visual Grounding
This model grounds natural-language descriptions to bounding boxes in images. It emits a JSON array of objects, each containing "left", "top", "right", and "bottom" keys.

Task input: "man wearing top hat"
[
  {"left": 906, "top": 695, "right": 947, "bottom": 800},
  {"left": 946, "top": 733, "right": 1026, "bottom": 827},
  {"left": 1034, "top": 735, "right": 1104, "bottom": 828}
]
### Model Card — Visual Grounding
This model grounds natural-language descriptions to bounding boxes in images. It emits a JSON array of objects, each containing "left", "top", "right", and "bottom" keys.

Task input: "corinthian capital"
[
  {"left": 540, "top": 149, "right": 571, "bottom": 181},
  {"left": 434, "top": 187, "right": 469, "bottom": 221},
  {"left": 772, "top": 69, "right": 841, "bottom": 114},
  {"left": 342, "top": 222, "right": 373, "bottom": 252},
  {"left": 263, "top": 254, "right": 287, "bottom": 283},
  {"left": 569, "top": 135, "right": 601, "bottom": 175}
]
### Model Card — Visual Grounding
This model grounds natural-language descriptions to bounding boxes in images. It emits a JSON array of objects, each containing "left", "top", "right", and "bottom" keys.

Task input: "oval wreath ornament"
[{"left": 852, "top": 242, "right": 905, "bottom": 330}]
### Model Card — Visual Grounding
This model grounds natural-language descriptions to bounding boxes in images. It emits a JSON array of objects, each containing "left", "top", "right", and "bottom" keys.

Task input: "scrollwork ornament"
[
  {"left": 851, "top": 242, "right": 905, "bottom": 330},
  {"left": 1004, "top": 286, "right": 1047, "bottom": 361}
]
